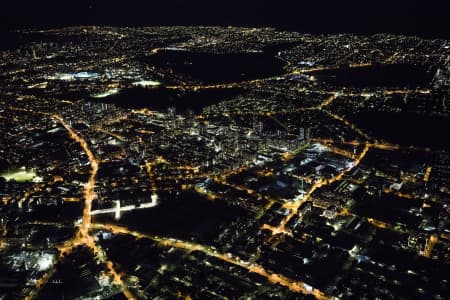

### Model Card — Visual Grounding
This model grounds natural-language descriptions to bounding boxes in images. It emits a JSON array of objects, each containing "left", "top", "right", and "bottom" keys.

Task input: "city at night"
[{"left": 0, "top": 1, "right": 449, "bottom": 299}]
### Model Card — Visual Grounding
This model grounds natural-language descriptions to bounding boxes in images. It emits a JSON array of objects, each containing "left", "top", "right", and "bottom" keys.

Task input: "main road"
[
  {"left": 26, "top": 115, "right": 135, "bottom": 300},
  {"left": 92, "top": 223, "right": 329, "bottom": 300}
]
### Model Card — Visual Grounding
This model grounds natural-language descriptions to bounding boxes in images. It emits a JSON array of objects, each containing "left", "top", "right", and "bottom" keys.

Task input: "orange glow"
[
  {"left": 263, "top": 144, "right": 371, "bottom": 239},
  {"left": 422, "top": 234, "right": 438, "bottom": 258},
  {"left": 423, "top": 166, "right": 432, "bottom": 182},
  {"left": 23, "top": 115, "right": 135, "bottom": 300},
  {"left": 92, "top": 223, "right": 329, "bottom": 299}
]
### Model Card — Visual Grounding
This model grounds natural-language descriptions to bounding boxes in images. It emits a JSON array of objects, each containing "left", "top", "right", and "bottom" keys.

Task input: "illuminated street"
[
  {"left": 0, "top": 26, "right": 449, "bottom": 299},
  {"left": 92, "top": 223, "right": 329, "bottom": 299}
]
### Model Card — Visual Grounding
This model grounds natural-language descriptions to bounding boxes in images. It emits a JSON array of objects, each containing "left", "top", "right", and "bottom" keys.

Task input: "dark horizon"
[{"left": 1, "top": 1, "right": 448, "bottom": 38}]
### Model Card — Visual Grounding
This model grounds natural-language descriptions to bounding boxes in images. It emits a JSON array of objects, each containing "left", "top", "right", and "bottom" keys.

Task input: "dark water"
[
  {"left": 262, "top": 41, "right": 300, "bottom": 54},
  {"left": 145, "top": 49, "right": 286, "bottom": 84},
  {"left": 92, "top": 86, "right": 243, "bottom": 113},
  {"left": 313, "top": 64, "right": 434, "bottom": 88},
  {"left": 0, "top": 31, "right": 22, "bottom": 50},
  {"left": 350, "top": 111, "right": 450, "bottom": 150},
  {"left": 0, "top": 30, "right": 63, "bottom": 50}
]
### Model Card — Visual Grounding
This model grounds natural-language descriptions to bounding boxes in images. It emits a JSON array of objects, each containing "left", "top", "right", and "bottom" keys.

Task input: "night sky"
[{"left": 0, "top": 1, "right": 448, "bottom": 38}]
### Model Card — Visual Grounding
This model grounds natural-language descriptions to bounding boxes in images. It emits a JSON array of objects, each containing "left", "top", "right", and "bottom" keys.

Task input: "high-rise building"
[
  {"left": 299, "top": 127, "right": 310, "bottom": 142},
  {"left": 255, "top": 121, "right": 263, "bottom": 135},
  {"left": 299, "top": 127, "right": 305, "bottom": 141},
  {"left": 306, "top": 128, "right": 310, "bottom": 141},
  {"left": 168, "top": 107, "right": 176, "bottom": 119}
]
